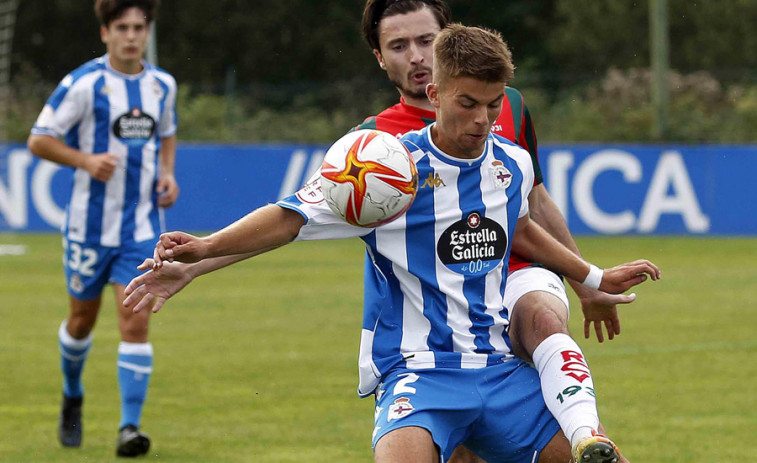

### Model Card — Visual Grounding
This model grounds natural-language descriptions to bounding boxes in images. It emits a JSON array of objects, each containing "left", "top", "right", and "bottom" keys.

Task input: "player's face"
[
  {"left": 373, "top": 7, "right": 440, "bottom": 104},
  {"left": 427, "top": 76, "right": 505, "bottom": 159},
  {"left": 100, "top": 7, "right": 149, "bottom": 74}
]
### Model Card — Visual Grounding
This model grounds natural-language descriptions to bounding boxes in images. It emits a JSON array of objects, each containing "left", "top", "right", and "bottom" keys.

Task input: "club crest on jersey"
[
  {"left": 437, "top": 211, "right": 507, "bottom": 276},
  {"left": 387, "top": 397, "right": 414, "bottom": 421},
  {"left": 114, "top": 107, "right": 156, "bottom": 147},
  {"left": 490, "top": 160, "right": 512, "bottom": 189},
  {"left": 152, "top": 79, "right": 165, "bottom": 99},
  {"left": 295, "top": 178, "right": 325, "bottom": 204}
]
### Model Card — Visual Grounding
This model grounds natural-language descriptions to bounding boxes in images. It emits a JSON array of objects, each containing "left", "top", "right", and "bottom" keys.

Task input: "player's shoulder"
[
  {"left": 63, "top": 57, "right": 107, "bottom": 88},
  {"left": 504, "top": 86, "right": 525, "bottom": 102},
  {"left": 490, "top": 133, "right": 530, "bottom": 165},
  {"left": 399, "top": 127, "right": 430, "bottom": 161},
  {"left": 399, "top": 126, "right": 426, "bottom": 145},
  {"left": 353, "top": 116, "right": 378, "bottom": 132},
  {"left": 146, "top": 63, "right": 177, "bottom": 87}
]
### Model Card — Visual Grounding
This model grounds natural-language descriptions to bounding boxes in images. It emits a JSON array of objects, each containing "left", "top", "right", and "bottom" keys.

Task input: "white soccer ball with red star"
[{"left": 320, "top": 129, "right": 418, "bottom": 227}]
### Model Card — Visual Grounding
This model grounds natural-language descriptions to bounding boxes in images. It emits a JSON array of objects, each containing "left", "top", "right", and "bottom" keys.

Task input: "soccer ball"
[{"left": 320, "top": 129, "right": 418, "bottom": 227}]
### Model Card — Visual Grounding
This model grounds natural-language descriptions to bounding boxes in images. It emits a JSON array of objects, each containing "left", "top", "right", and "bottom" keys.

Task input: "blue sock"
[
  {"left": 58, "top": 321, "right": 92, "bottom": 398},
  {"left": 117, "top": 342, "right": 153, "bottom": 429}
]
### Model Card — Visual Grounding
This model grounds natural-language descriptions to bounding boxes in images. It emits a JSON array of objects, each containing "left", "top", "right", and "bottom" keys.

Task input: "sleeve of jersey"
[
  {"left": 275, "top": 174, "right": 373, "bottom": 242},
  {"left": 521, "top": 103, "right": 543, "bottom": 186},
  {"left": 156, "top": 73, "right": 178, "bottom": 138},
  {"left": 518, "top": 151, "right": 535, "bottom": 219},
  {"left": 30, "top": 76, "right": 87, "bottom": 138}
]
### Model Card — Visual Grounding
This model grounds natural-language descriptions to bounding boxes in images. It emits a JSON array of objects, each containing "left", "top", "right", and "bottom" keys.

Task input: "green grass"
[{"left": 1, "top": 234, "right": 756, "bottom": 462}]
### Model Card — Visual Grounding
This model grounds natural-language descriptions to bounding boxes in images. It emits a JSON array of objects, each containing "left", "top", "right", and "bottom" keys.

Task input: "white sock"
[{"left": 532, "top": 333, "right": 600, "bottom": 447}]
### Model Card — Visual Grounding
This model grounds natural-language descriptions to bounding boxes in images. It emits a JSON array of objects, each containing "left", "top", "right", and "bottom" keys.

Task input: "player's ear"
[
  {"left": 373, "top": 49, "right": 387, "bottom": 70},
  {"left": 100, "top": 24, "right": 109, "bottom": 44},
  {"left": 426, "top": 83, "right": 440, "bottom": 108}
]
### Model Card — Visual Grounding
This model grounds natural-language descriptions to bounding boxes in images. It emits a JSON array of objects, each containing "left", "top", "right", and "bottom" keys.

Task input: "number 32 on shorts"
[{"left": 67, "top": 241, "right": 98, "bottom": 277}]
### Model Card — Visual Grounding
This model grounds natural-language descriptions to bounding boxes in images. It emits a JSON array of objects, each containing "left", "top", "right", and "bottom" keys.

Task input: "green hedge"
[{"left": 6, "top": 69, "right": 757, "bottom": 144}]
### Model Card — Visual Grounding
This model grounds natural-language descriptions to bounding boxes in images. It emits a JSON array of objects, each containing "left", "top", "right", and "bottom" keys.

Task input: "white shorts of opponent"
[{"left": 503, "top": 266, "right": 570, "bottom": 318}]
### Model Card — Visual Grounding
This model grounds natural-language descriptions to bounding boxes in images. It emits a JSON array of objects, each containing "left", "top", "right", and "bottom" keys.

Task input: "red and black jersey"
[{"left": 353, "top": 88, "right": 542, "bottom": 272}]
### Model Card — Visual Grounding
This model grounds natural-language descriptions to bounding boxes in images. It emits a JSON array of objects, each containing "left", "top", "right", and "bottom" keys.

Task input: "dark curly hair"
[
  {"left": 361, "top": 0, "right": 450, "bottom": 51},
  {"left": 94, "top": 0, "right": 159, "bottom": 26}
]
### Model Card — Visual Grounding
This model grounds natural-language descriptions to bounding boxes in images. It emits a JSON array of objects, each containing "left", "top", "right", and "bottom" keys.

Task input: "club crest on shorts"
[
  {"left": 387, "top": 397, "right": 414, "bottom": 421},
  {"left": 490, "top": 160, "right": 512, "bottom": 189},
  {"left": 69, "top": 273, "right": 84, "bottom": 294}
]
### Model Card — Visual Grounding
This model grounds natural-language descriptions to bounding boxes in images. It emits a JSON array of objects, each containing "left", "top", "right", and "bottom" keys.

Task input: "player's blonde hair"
[{"left": 432, "top": 24, "right": 514, "bottom": 87}]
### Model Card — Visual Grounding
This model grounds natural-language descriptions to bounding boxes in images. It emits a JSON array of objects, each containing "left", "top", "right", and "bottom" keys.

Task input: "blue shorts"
[
  {"left": 62, "top": 239, "right": 155, "bottom": 300},
  {"left": 372, "top": 360, "right": 560, "bottom": 463}
]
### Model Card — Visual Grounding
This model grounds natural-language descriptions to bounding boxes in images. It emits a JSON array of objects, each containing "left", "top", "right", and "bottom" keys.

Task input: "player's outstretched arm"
[
  {"left": 511, "top": 215, "right": 660, "bottom": 295},
  {"left": 126, "top": 243, "right": 286, "bottom": 313},
  {"left": 153, "top": 204, "right": 305, "bottom": 267}
]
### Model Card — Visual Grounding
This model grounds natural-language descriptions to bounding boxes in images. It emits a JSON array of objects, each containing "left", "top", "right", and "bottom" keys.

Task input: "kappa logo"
[
  {"left": 387, "top": 397, "right": 415, "bottom": 421},
  {"left": 421, "top": 172, "right": 446, "bottom": 189}
]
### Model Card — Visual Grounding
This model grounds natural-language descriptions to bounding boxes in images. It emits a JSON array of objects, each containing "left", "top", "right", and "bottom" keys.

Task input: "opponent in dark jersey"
[{"left": 358, "top": 1, "right": 638, "bottom": 461}]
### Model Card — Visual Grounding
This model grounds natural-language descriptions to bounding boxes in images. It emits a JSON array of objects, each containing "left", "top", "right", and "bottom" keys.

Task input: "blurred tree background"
[{"left": 7, "top": 0, "right": 757, "bottom": 143}]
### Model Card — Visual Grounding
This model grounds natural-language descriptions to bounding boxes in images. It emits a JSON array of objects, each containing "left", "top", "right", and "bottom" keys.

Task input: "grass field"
[{"left": 1, "top": 233, "right": 755, "bottom": 462}]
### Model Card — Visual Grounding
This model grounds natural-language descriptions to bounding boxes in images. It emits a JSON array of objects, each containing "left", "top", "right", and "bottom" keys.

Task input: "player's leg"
[
  {"left": 58, "top": 295, "right": 101, "bottom": 448},
  {"left": 58, "top": 239, "right": 111, "bottom": 448},
  {"left": 114, "top": 282, "right": 153, "bottom": 457},
  {"left": 111, "top": 239, "right": 156, "bottom": 457},
  {"left": 372, "top": 369, "right": 479, "bottom": 463},
  {"left": 374, "top": 426, "right": 439, "bottom": 463},
  {"left": 539, "top": 427, "right": 628, "bottom": 463},
  {"left": 448, "top": 445, "right": 485, "bottom": 463},
  {"left": 506, "top": 267, "right": 602, "bottom": 450}
]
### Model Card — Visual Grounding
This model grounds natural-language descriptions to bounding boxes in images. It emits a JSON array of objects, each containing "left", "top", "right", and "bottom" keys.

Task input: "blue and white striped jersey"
[
  {"left": 278, "top": 125, "right": 534, "bottom": 396},
  {"left": 31, "top": 54, "right": 178, "bottom": 247}
]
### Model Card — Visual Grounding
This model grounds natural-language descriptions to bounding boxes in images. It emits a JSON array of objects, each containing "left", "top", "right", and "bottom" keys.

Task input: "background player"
[
  {"left": 126, "top": 24, "right": 658, "bottom": 463},
  {"left": 357, "top": 1, "right": 639, "bottom": 460},
  {"left": 26, "top": 0, "right": 178, "bottom": 456}
]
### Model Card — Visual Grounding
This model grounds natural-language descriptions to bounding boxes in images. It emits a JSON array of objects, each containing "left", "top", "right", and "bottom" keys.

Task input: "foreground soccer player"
[
  {"left": 358, "top": 2, "right": 637, "bottom": 462},
  {"left": 126, "top": 25, "right": 657, "bottom": 462},
  {"left": 27, "top": 0, "right": 178, "bottom": 456}
]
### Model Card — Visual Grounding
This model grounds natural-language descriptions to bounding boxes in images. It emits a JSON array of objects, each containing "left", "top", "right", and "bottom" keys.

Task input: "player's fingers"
[
  {"left": 126, "top": 286, "right": 149, "bottom": 312},
  {"left": 628, "top": 261, "right": 660, "bottom": 280},
  {"left": 584, "top": 319, "right": 591, "bottom": 339},
  {"left": 614, "top": 292, "right": 636, "bottom": 305},
  {"left": 152, "top": 297, "right": 166, "bottom": 313},
  {"left": 604, "top": 319, "right": 615, "bottom": 341},
  {"left": 159, "top": 233, "right": 180, "bottom": 249},
  {"left": 153, "top": 245, "right": 164, "bottom": 269},
  {"left": 137, "top": 258, "right": 154, "bottom": 271},
  {"left": 594, "top": 321, "right": 604, "bottom": 343},
  {"left": 123, "top": 285, "right": 137, "bottom": 305},
  {"left": 133, "top": 293, "right": 154, "bottom": 313}
]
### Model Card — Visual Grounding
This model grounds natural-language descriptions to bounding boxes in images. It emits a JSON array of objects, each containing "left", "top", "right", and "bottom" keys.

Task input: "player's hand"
[
  {"left": 598, "top": 259, "right": 660, "bottom": 294},
  {"left": 156, "top": 173, "right": 180, "bottom": 208},
  {"left": 153, "top": 231, "right": 206, "bottom": 268},
  {"left": 83, "top": 153, "right": 120, "bottom": 182},
  {"left": 124, "top": 258, "right": 193, "bottom": 313},
  {"left": 579, "top": 290, "right": 637, "bottom": 342}
]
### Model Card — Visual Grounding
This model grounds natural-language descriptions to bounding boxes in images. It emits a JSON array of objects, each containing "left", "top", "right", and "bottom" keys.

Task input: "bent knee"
[{"left": 510, "top": 292, "right": 569, "bottom": 357}]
